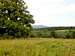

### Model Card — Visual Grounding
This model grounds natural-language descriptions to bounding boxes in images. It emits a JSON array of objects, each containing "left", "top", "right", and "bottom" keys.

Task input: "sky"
[{"left": 24, "top": 0, "right": 75, "bottom": 27}]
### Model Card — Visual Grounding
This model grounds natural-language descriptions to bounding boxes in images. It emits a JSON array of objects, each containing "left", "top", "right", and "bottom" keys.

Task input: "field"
[{"left": 0, "top": 38, "right": 75, "bottom": 56}]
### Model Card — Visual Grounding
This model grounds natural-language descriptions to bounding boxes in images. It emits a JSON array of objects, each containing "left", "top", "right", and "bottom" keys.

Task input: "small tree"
[
  {"left": 71, "top": 31, "right": 75, "bottom": 38},
  {"left": 65, "top": 30, "right": 72, "bottom": 39},
  {"left": 0, "top": 0, "right": 35, "bottom": 38},
  {"left": 50, "top": 30, "right": 57, "bottom": 38}
]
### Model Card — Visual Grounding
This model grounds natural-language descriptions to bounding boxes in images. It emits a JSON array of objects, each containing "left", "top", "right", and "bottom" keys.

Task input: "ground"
[{"left": 0, "top": 38, "right": 75, "bottom": 56}]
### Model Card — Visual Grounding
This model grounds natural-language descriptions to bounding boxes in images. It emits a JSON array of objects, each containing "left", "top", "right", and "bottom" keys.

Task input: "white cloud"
[
  {"left": 65, "top": 4, "right": 75, "bottom": 13},
  {"left": 64, "top": 3, "right": 75, "bottom": 20},
  {"left": 25, "top": 0, "right": 64, "bottom": 22},
  {"left": 24, "top": 0, "right": 75, "bottom": 26}
]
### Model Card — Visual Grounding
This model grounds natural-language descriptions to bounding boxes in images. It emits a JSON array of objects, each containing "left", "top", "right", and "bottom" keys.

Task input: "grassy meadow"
[{"left": 0, "top": 38, "right": 75, "bottom": 56}]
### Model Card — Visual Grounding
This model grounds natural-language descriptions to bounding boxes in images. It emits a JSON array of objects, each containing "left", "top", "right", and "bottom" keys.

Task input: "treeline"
[
  {"left": 30, "top": 27, "right": 75, "bottom": 39},
  {"left": 36, "top": 27, "right": 75, "bottom": 30},
  {"left": 0, "top": 27, "right": 75, "bottom": 39}
]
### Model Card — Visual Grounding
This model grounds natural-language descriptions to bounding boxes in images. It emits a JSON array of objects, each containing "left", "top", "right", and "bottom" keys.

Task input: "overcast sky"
[{"left": 24, "top": 0, "right": 75, "bottom": 27}]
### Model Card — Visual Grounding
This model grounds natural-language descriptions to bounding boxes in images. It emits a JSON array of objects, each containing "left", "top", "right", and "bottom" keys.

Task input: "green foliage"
[
  {"left": 50, "top": 30, "right": 57, "bottom": 38},
  {"left": 30, "top": 28, "right": 75, "bottom": 39},
  {"left": 0, "top": 0, "right": 34, "bottom": 38}
]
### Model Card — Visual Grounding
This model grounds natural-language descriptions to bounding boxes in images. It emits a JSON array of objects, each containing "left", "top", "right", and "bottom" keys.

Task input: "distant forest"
[
  {"left": 30, "top": 27, "right": 75, "bottom": 39},
  {"left": 0, "top": 27, "right": 75, "bottom": 39},
  {"left": 34, "top": 27, "right": 75, "bottom": 30}
]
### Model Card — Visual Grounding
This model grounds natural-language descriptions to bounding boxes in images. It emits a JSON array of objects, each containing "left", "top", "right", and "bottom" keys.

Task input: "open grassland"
[{"left": 0, "top": 38, "right": 75, "bottom": 56}]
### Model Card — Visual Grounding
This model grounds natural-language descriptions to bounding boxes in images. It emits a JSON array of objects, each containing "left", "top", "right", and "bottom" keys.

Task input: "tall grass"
[{"left": 0, "top": 38, "right": 75, "bottom": 56}]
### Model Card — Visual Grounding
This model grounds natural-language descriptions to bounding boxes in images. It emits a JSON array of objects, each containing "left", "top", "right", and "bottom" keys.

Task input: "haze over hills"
[
  {"left": 32, "top": 25, "right": 75, "bottom": 29},
  {"left": 32, "top": 25, "right": 48, "bottom": 28}
]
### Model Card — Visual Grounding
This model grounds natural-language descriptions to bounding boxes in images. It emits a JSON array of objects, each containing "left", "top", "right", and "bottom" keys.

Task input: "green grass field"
[{"left": 0, "top": 38, "right": 75, "bottom": 56}]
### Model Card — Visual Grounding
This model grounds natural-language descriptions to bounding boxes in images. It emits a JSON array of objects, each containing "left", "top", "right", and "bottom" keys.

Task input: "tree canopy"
[{"left": 0, "top": 0, "right": 35, "bottom": 38}]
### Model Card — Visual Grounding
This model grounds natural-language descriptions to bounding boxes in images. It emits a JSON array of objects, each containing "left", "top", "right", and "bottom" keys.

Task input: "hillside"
[{"left": 32, "top": 25, "right": 48, "bottom": 28}]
